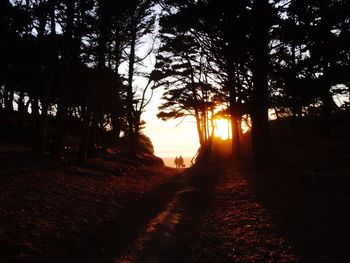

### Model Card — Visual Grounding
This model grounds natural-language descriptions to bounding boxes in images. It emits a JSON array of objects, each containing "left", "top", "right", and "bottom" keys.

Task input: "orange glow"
[
  {"left": 214, "top": 118, "right": 231, "bottom": 140},
  {"left": 241, "top": 120, "right": 249, "bottom": 134},
  {"left": 214, "top": 117, "right": 250, "bottom": 140}
]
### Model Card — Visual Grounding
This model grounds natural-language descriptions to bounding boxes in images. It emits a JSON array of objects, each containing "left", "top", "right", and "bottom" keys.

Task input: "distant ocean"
[{"left": 162, "top": 157, "right": 194, "bottom": 168}]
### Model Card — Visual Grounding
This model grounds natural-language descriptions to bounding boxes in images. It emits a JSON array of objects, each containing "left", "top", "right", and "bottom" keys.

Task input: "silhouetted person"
[
  {"left": 179, "top": 155, "right": 184, "bottom": 168},
  {"left": 174, "top": 156, "right": 179, "bottom": 168}
]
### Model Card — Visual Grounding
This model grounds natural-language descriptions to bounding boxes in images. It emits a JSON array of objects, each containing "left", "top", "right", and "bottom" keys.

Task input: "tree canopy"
[{"left": 0, "top": 0, "right": 349, "bottom": 164}]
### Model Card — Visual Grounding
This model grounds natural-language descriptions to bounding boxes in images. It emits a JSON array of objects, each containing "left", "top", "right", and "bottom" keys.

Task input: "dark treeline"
[
  {"left": 0, "top": 0, "right": 158, "bottom": 161},
  {"left": 1, "top": 0, "right": 349, "bottom": 165}
]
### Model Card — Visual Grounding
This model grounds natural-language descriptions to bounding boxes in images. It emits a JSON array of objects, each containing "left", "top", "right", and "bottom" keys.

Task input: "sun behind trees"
[
  {"left": 0, "top": 0, "right": 349, "bottom": 166},
  {"left": 1, "top": 1, "right": 350, "bottom": 262},
  {"left": 154, "top": 0, "right": 350, "bottom": 166}
]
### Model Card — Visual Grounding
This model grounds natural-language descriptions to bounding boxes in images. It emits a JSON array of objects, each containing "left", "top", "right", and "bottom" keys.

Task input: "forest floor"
[{"left": 1, "top": 142, "right": 350, "bottom": 262}]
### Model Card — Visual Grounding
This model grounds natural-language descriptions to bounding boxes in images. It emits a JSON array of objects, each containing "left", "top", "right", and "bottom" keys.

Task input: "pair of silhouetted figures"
[{"left": 174, "top": 155, "right": 185, "bottom": 168}]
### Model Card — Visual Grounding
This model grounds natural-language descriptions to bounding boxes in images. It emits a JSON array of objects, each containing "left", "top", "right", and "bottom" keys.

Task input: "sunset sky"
[
  {"left": 124, "top": 32, "right": 202, "bottom": 160},
  {"left": 142, "top": 87, "right": 235, "bottom": 160},
  {"left": 125, "top": 22, "right": 237, "bottom": 160},
  {"left": 143, "top": 89, "right": 200, "bottom": 159}
]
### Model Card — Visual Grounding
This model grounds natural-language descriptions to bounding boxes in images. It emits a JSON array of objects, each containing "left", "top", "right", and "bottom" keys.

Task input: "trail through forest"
[
  {"left": 2, "top": 146, "right": 350, "bottom": 262},
  {"left": 63, "top": 164, "right": 298, "bottom": 263}
]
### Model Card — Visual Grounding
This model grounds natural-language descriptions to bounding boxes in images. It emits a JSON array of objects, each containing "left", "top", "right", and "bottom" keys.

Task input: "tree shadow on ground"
[
  {"left": 61, "top": 165, "right": 222, "bottom": 263},
  {"left": 247, "top": 165, "right": 350, "bottom": 262}
]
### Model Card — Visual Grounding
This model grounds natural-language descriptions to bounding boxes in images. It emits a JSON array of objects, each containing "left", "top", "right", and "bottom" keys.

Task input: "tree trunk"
[
  {"left": 208, "top": 108, "right": 215, "bottom": 156},
  {"left": 231, "top": 114, "right": 241, "bottom": 159},
  {"left": 52, "top": 103, "right": 68, "bottom": 157},
  {"left": 321, "top": 81, "right": 332, "bottom": 139},
  {"left": 37, "top": 92, "right": 50, "bottom": 153},
  {"left": 37, "top": 1, "right": 56, "bottom": 153},
  {"left": 88, "top": 111, "right": 98, "bottom": 152},
  {"left": 227, "top": 66, "right": 242, "bottom": 159},
  {"left": 31, "top": 96, "right": 40, "bottom": 120},
  {"left": 126, "top": 20, "right": 137, "bottom": 156},
  {"left": 112, "top": 33, "right": 122, "bottom": 146},
  {"left": 250, "top": 0, "right": 270, "bottom": 167},
  {"left": 0, "top": 86, "right": 4, "bottom": 110},
  {"left": 18, "top": 91, "right": 25, "bottom": 123},
  {"left": 97, "top": 0, "right": 108, "bottom": 69},
  {"left": 79, "top": 107, "right": 91, "bottom": 163},
  {"left": 52, "top": 0, "right": 75, "bottom": 158},
  {"left": 134, "top": 111, "right": 141, "bottom": 153},
  {"left": 194, "top": 109, "right": 205, "bottom": 147},
  {"left": 111, "top": 112, "right": 121, "bottom": 145},
  {"left": 4, "top": 85, "right": 14, "bottom": 112},
  {"left": 52, "top": 64, "right": 75, "bottom": 157}
]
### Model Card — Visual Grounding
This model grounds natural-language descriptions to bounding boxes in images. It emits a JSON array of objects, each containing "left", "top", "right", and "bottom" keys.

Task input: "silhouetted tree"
[
  {"left": 123, "top": 0, "right": 156, "bottom": 156},
  {"left": 154, "top": 18, "right": 225, "bottom": 153}
]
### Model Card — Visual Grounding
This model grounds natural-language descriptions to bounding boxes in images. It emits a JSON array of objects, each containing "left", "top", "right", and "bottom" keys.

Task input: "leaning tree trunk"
[{"left": 250, "top": 0, "right": 270, "bottom": 167}]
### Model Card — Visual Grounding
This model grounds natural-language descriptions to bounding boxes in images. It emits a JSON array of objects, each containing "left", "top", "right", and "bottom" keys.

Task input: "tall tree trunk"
[
  {"left": 112, "top": 29, "right": 122, "bottom": 146},
  {"left": 18, "top": 91, "right": 25, "bottom": 124},
  {"left": 52, "top": 0, "right": 74, "bottom": 157},
  {"left": 134, "top": 111, "right": 141, "bottom": 152},
  {"left": 208, "top": 108, "right": 215, "bottom": 156},
  {"left": 231, "top": 113, "right": 241, "bottom": 159},
  {"left": 4, "top": 85, "right": 13, "bottom": 112},
  {"left": 52, "top": 98, "right": 69, "bottom": 157},
  {"left": 88, "top": 111, "right": 98, "bottom": 152},
  {"left": 195, "top": 109, "right": 205, "bottom": 147},
  {"left": 31, "top": 96, "right": 40, "bottom": 121},
  {"left": 52, "top": 64, "right": 74, "bottom": 157},
  {"left": 127, "top": 20, "right": 137, "bottom": 156},
  {"left": 227, "top": 66, "right": 242, "bottom": 159},
  {"left": 0, "top": 86, "right": 4, "bottom": 110},
  {"left": 290, "top": 37, "right": 299, "bottom": 144},
  {"left": 97, "top": 0, "right": 108, "bottom": 69},
  {"left": 38, "top": 97, "right": 49, "bottom": 152},
  {"left": 79, "top": 106, "right": 91, "bottom": 163},
  {"left": 111, "top": 112, "right": 121, "bottom": 145},
  {"left": 251, "top": 0, "right": 270, "bottom": 167},
  {"left": 38, "top": 0, "right": 56, "bottom": 153},
  {"left": 319, "top": 3, "right": 334, "bottom": 139},
  {"left": 321, "top": 80, "right": 332, "bottom": 139}
]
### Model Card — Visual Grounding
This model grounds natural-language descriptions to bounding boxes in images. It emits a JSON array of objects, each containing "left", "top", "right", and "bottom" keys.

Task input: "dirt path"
[
  {"left": 63, "top": 166, "right": 217, "bottom": 263},
  {"left": 3, "top": 158, "right": 350, "bottom": 262},
  {"left": 61, "top": 164, "right": 298, "bottom": 263}
]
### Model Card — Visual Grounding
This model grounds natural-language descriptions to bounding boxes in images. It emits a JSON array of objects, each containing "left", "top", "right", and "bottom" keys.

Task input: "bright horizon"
[
  {"left": 141, "top": 88, "right": 244, "bottom": 160},
  {"left": 143, "top": 110, "right": 200, "bottom": 159},
  {"left": 142, "top": 88, "right": 235, "bottom": 160}
]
